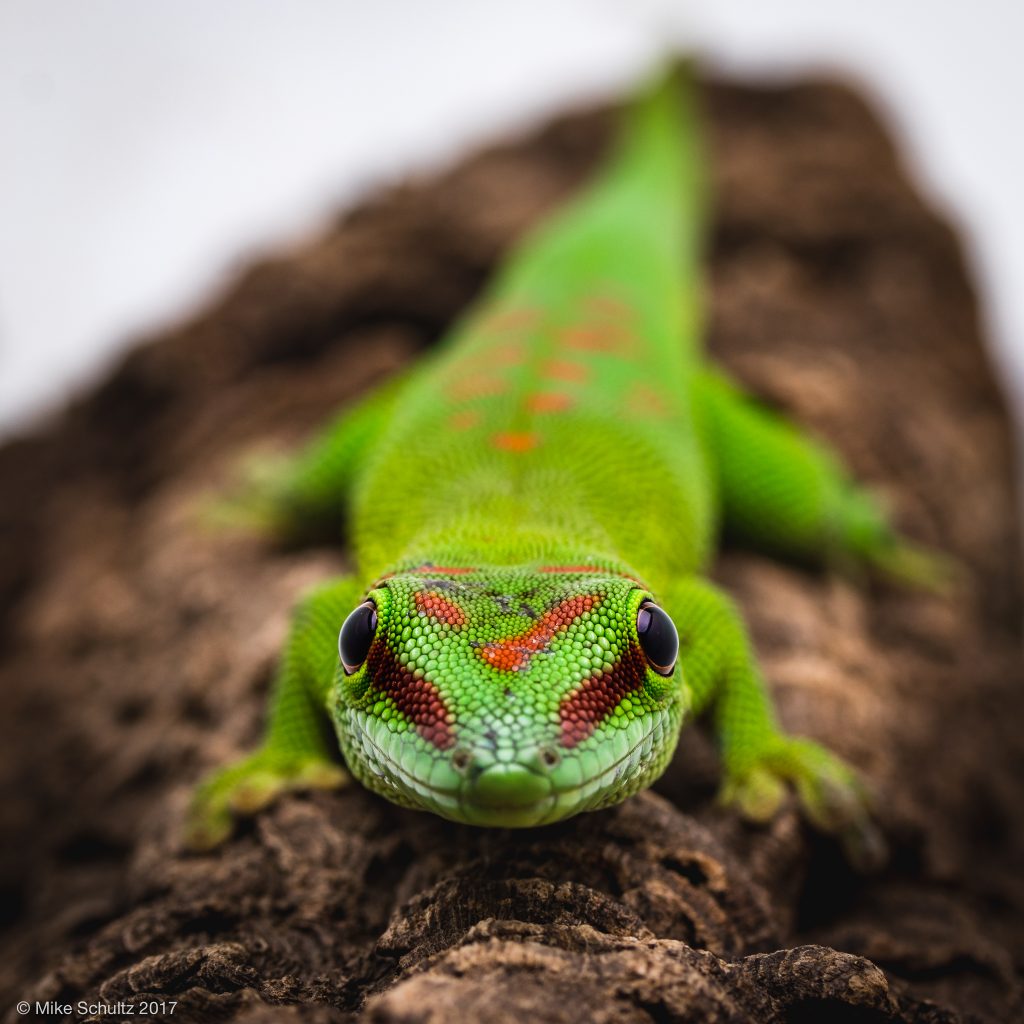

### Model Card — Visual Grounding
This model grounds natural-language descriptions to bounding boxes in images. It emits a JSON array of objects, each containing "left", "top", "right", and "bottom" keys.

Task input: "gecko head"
[{"left": 330, "top": 562, "right": 687, "bottom": 826}]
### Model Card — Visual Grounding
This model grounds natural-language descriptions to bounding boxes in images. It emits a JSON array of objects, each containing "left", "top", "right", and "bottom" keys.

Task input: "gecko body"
[{"left": 188, "top": 70, "right": 942, "bottom": 855}]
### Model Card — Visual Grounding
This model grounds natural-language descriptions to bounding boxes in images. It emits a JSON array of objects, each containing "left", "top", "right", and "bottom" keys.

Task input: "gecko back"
[{"left": 351, "top": 70, "right": 714, "bottom": 588}]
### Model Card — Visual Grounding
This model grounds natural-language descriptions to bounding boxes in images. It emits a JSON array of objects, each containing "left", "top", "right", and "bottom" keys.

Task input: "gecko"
[{"left": 186, "top": 68, "right": 944, "bottom": 861}]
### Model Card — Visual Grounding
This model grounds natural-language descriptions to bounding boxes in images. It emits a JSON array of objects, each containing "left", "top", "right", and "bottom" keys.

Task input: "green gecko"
[{"left": 187, "top": 68, "right": 944, "bottom": 860}]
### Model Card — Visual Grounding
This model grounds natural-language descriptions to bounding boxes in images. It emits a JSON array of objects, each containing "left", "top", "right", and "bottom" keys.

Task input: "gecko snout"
[{"left": 448, "top": 740, "right": 564, "bottom": 823}]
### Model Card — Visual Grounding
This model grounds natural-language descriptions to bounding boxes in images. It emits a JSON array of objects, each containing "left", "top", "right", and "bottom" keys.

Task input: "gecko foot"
[
  {"left": 720, "top": 736, "right": 887, "bottom": 871},
  {"left": 185, "top": 751, "right": 348, "bottom": 851},
  {"left": 869, "top": 540, "right": 959, "bottom": 596}
]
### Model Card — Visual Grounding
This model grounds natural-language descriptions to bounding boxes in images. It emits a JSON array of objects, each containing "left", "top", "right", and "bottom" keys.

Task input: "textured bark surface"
[{"left": 1, "top": 77, "right": 1021, "bottom": 1023}]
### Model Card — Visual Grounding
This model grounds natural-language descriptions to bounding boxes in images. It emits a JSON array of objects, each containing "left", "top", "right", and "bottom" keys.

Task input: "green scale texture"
[{"left": 187, "top": 70, "right": 945, "bottom": 859}]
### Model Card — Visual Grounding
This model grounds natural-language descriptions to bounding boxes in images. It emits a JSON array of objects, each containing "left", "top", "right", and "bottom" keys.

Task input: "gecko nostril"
[
  {"left": 540, "top": 747, "right": 560, "bottom": 769},
  {"left": 451, "top": 749, "right": 473, "bottom": 773}
]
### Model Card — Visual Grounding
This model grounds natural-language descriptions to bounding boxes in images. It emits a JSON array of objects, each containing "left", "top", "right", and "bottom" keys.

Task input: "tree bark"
[{"left": 1, "top": 76, "right": 1021, "bottom": 1024}]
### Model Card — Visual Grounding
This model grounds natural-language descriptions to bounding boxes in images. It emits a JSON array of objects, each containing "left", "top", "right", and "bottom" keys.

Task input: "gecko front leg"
[
  {"left": 185, "top": 576, "right": 361, "bottom": 849},
  {"left": 663, "top": 576, "right": 885, "bottom": 868}
]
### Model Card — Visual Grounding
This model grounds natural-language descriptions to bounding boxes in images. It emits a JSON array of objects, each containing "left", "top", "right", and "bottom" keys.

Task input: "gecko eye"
[
  {"left": 339, "top": 601, "right": 378, "bottom": 674},
  {"left": 637, "top": 601, "right": 678, "bottom": 676}
]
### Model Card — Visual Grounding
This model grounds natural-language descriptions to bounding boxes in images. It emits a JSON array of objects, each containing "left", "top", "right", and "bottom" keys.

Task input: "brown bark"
[{"left": 1, "top": 76, "right": 1021, "bottom": 1023}]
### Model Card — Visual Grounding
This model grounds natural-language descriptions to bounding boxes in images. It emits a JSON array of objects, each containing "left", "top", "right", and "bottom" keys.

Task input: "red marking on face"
[
  {"left": 449, "top": 374, "right": 506, "bottom": 401},
  {"left": 415, "top": 590, "right": 466, "bottom": 627},
  {"left": 492, "top": 431, "right": 540, "bottom": 453},
  {"left": 560, "top": 324, "right": 632, "bottom": 355},
  {"left": 449, "top": 409, "right": 481, "bottom": 431},
  {"left": 543, "top": 359, "right": 589, "bottom": 383},
  {"left": 366, "top": 647, "right": 455, "bottom": 750},
  {"left": 478, "top": 594, "right": 599, "bottom": 673},
  {"left": 559, "top": 646, "right": 648, "bottom": 748},
  {"left": 526, "top": 392, "right": 573, "bottom": 414}
]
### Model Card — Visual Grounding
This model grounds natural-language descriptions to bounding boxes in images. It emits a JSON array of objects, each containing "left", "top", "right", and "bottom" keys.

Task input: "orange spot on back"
[
  {"left": 543, "top": 360, "right": 589, "bottom": 383},
  {"left": 461, "top": 342, "right": 525, "bottom": 370},
  {"left": 492, "top": 431, "right": 539, "bottom": 453},
  {"left": 479, "top": 594, "right": 600, "bottom": 672},
  {"left": 526, "top": 392, "right": 573, "bottom": 414},
  {"left": 449, "top": 374, "right": 506, "bottom": 401},
  {"left": 560, "top": 324, "right": 632, "bottom": 354},
  {"left": 492, "top": 343, "right": 526, "bottom": 365},
  {"left": 627, "top": 382, "right": 670, "bottom": 417},
  {"left": 586, "top": 292, "right": 634, "bottom": 317},
  {"left": 480, "top": 307, "right": 542, "bottom": 333},
  {"left": 449, "top": 409, "right": 481, "bottom": 431},
  {"left": 415, "top": 590, "right": 467, "bottom": 627}
]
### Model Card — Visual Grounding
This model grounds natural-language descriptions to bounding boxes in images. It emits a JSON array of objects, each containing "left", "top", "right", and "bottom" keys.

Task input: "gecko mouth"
[{"left": 350, "top": 711, "right": 668, "bottom": 827}]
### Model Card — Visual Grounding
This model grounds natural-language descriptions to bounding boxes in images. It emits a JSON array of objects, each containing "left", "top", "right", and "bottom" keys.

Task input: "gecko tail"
[{"left": 596, "top": 60, "right": 707, "bottom": 265}]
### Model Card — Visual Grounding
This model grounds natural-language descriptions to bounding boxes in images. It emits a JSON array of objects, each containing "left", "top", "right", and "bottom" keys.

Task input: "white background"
[{"left": 1, "top": 0, "right": 1022, "bottom": 438}]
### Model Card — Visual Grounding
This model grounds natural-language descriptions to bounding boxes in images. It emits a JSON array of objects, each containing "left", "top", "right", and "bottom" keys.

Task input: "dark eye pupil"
[
  {"left": 339, "top": 601, "right": 378, "bottom": 674},
  {"left": 636, "top": 601, "right": 678, "bottom": 676}
]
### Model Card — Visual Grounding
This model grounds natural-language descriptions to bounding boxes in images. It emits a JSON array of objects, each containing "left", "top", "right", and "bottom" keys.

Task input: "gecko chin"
[{"left": 341, "top": 705, "right": 680, "bottom": 827}]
